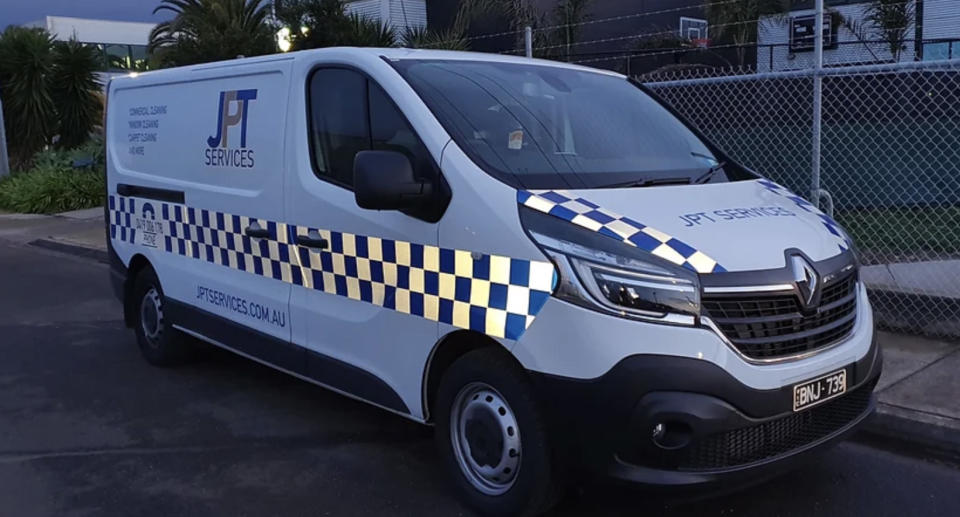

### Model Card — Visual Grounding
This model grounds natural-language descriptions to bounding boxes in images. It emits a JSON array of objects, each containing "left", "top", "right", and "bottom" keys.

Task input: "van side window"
[
  {"left": 309, "top": 69, "right": 369, "bottom": 187},
  {"left": 309, "top": 68, "right": 435, "bottom": 189}
]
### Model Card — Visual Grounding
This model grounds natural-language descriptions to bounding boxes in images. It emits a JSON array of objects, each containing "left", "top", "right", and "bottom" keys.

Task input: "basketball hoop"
[{"left": 692, "top": 38, "right": 709, "bottom": 49}]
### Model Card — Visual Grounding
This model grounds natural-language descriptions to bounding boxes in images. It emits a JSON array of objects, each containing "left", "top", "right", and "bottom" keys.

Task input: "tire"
[
  {"left": 434, "top": 348, "right": 562, "bottom": 517},
  {"left": 131, "top": 266, "right": 192, "bottom": 367}
]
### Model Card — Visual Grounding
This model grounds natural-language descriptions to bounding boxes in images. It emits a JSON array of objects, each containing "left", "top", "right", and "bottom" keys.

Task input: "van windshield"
[{"left": 392, "top": 59, "right": 725, "bottom": 190}]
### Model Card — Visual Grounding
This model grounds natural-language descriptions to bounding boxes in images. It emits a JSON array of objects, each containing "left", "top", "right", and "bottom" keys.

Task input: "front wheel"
[{"left": 434, "top": 348, "right": 562, "bottom": 517}]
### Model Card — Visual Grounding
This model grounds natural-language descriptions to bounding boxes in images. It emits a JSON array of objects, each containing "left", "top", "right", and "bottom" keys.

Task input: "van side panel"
[{"left": 107, "top": 61, "right": 294, "bottom": 343}]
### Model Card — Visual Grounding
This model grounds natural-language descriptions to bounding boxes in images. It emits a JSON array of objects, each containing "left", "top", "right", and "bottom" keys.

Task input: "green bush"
[{"left": 0, "top": 140, "right": 105, "bottom": 214}]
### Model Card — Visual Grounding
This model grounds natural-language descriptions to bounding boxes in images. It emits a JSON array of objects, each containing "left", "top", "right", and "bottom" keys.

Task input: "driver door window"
[{"left": 309, "top": 69, "right": 435, "bottom": 188}]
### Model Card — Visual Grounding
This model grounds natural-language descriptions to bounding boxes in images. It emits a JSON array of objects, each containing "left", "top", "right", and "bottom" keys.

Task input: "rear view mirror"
[{"left": 354, "top": 150, "right": 433, "bottom": 210}]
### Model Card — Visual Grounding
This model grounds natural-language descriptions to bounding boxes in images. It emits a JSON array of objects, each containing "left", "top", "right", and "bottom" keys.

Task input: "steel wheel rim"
[
  {"left": 140, "top": 287, "right": 163, "bottom": 346},
  {"left": 450, "top": 382, "right": 521, "bottom": 496}
]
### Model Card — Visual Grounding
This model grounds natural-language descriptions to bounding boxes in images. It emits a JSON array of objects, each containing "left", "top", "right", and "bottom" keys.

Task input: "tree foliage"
[
  {"left": 400, "top": 26, "right": 468, "bottom": 51},
  {"left": 453, "top": 0, "right": 594, "bottom": 59},
  {"left": 862, "top": 0, "right": 915, "bottom": 61},
  {"left": 703, "top": 0, "right": 789, "bottom": 65},
  {"left": 50, "top": 40, "right": 104, "bottom": 149},
  {"left": 274, "top": 0, "right": 405, "bottom": 50},
  {"left": 0, "top": 27, "right": 102, "bottom": 168},
  {"left": 148, "top": 0, "right": 277, "bottom": 67},
  {"left": 0, "top": 27, "right": 56, "bottom": 168}
]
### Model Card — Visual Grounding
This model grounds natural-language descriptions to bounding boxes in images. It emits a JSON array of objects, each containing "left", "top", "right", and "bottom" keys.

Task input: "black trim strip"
[
  {"left": 117, "top": 183, "right": 186, "bottom": 204},
  {"left": 164, "top": 299, "right": 410, "bottom": 415}
]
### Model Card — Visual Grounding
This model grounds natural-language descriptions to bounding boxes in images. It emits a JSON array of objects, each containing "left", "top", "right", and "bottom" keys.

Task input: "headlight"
[{"left": 521, "top": 207, "right": 700, "bottom": 326}]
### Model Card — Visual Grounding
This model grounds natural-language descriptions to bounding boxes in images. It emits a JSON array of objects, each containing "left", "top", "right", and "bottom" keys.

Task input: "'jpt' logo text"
[{"left": 205, "top": 89, "right": 257, "bottom": 168}]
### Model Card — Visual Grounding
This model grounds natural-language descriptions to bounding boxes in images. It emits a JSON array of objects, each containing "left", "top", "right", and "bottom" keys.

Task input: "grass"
[
  {"left": 837, "top": 206, "right": 960, "bottom": 260},
  {"left": 0, "top": 140, "right": 105, "bottom": 214}
]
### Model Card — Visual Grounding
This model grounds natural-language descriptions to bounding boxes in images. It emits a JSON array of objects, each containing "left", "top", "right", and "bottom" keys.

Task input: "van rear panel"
[{"left": 107, "top": 60, "right": 294, "bottom": 342}]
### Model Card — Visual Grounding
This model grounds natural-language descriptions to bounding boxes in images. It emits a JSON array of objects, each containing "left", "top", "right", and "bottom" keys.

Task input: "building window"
[
  {"left": 105, "top": 44, "right": 131, "bottom": 70},
  {"left": 130, "top": 45, "right": 149, "bottom": 71},
  {"left": 923, "top": 41, "right": 960, "bottom": 61}
]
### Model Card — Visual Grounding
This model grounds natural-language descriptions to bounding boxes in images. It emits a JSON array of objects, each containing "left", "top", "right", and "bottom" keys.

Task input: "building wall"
[
  {"left": 26, "top": 16, "right": 153, "bottom": 46},
  {"left": 23, "top": 16, "right": 155, "bottom": 72},
  {"left": 924, "top": 0, "right": 960, "bottom": 39},
  {"left": 758, "top": 0, "right": 960, "bottom": 72},
  {"left": 345, "top": 0, "right": 427, "bottom": 32}
]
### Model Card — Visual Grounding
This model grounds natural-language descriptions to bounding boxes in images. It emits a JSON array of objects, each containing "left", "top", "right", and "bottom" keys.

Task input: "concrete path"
[
  {"left": 0, "top": 206, "right": 106, "bottom": 259},
  {"left": 862, "top": 261, "right": 960, "bottom": 299},
  {"left": 870, "top": 332, "right": 960, "bottom": 454}
]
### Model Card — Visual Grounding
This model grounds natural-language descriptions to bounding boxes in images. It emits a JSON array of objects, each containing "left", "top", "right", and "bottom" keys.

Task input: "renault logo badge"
[{"left": 790, "top": 255, "right": 819, "bottom": 308}]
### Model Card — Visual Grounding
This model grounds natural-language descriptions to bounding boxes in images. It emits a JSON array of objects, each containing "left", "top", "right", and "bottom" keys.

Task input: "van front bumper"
[{"left": 529, "top": 331, "right": 882, "bottom": 487}]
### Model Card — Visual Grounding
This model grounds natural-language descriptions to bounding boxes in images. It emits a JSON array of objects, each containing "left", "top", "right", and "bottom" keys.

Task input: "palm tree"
[
  {"left": 453, "top": 0, "right": 593, "bottom": 58},
  {"left": 344, "top": 13, "right": 398, "bottom": 47},
  {"left": 0, "top": 28, "right": 103, "bottom": 168},
  {"left": 0, "top": 27, "right": 57, "bottom": 168},
  {"left": 148, "top": 0, "right": 276, "bottom": 67},
  {"left": 862, "top": 0, "right": 915, "bottom": 61},
  {"left": 552, "top": 0, "right": 592, "bottom": 61},
  {"left": 50, "top": 40, "right": 103, "bottom": 149},
  {"left": 704, "top": 0, "right": 789, "bottom": 66},
  {"left": 401, "top": 26, "right": 469, "bottom": 51}
]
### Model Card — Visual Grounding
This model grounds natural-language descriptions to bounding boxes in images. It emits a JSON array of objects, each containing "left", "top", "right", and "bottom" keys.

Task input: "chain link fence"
[{"left": 641, "top": 60, "right": 960, "bottom": 338}]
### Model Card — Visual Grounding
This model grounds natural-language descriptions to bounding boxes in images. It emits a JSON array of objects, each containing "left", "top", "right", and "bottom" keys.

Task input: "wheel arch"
[
  {"left": 123, "top": 254, "right": 154, "bottom": 328},
  {"left": 422, "top": 329, "right": 517, "bottom": 422}
]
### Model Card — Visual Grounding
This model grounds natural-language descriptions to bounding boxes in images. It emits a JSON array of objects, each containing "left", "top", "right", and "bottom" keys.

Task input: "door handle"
[
  {"left": 244, "top": 226, "right": 271, "bottom": 239},
  {"left": 295, "top": 233, "right": 329, "bottom": 250}
]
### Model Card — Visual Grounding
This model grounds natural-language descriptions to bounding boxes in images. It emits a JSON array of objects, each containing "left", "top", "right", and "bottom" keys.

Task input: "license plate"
[{"left": 793, "top": 369, "right": 847, "bottom": 412}]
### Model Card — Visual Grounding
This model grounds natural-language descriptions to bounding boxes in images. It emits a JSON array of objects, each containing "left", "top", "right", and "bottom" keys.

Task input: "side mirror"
[{"left": 354, "top": 150, "right": 433, "bottom": 210}]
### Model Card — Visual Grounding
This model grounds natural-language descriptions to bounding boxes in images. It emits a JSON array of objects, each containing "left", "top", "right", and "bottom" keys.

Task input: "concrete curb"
[
  {"left": 868, "top": 288, "right": 960, "bottom": 339},
  {"left": 857, "top": 402, "right": 960, "bottom": 461},
  {"left": 29, "top": 238, "right": 108, "bottom": 264}
]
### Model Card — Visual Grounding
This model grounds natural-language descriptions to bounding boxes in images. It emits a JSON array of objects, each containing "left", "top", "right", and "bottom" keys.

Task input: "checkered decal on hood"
[
  {"left": 517, "top": 190, "right": 726, "bottom": 274},
  {"left": 109, "top": 196, "right": 556, "bottom": 340},
  {"left": 757, "top": 179, "right": 852, "bottom": 253}
]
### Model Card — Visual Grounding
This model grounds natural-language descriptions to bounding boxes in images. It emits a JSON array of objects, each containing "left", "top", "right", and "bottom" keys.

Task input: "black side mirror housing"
[{"left": 354, "top": 150, "right": 434, "bottom": 210}]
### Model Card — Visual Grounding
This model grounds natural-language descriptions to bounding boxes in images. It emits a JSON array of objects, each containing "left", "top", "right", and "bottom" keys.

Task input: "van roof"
[{"left": 116, "top": 47, "right": 622, "bottom": 82}]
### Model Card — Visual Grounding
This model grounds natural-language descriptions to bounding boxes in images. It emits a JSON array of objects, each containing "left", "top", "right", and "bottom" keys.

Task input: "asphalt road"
[{"left": 1, "top": 240, "right": 959, "bottom": 517}]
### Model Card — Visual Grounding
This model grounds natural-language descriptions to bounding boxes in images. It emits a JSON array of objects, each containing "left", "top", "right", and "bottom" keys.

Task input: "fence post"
[
  {"left": 0, "top": 97, "right": 9, "bottom": 178},
  {"left": 525, "top": 26, "right": 533, "bottom": 58},
  {"left": 810, "top": 0, "right": 825, "bottom": 211}
]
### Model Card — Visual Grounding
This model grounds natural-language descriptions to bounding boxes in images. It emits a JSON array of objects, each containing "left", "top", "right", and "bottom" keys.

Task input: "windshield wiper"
[
  {"left": 603, "top": 176, "right": 693, "bottom": 189},
  {"left": 693, "top": 161, "right": 727, "bottom": 184}
]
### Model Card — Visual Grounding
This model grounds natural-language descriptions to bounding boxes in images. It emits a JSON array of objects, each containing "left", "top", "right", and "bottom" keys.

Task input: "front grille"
[
  {"left": 677, "top": 381, "right": 875, "bottom": 471},
  {"left": 703, "top": 272, "right": 858, "bottom": 360}
]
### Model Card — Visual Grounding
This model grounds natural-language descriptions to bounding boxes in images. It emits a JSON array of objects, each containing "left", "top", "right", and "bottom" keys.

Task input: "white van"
[{"left": 106, "top": 48, "right": 881, "bottom": 516}]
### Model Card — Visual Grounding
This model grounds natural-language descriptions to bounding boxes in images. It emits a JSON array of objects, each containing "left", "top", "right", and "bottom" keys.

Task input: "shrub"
[{"left": 0, "top": 139, "right": 105, "bottom": 214}]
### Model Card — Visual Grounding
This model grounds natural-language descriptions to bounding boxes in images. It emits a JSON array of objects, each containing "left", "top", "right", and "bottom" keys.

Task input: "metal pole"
[
  {"left": 810, "top": 0, "right": 824, "bottom": 208},
  {"left": 525, "top": 26, "right": 533, "bottom": 58},
  {"left": 0, "top": 97, "right": 9, "bottom": 178}
]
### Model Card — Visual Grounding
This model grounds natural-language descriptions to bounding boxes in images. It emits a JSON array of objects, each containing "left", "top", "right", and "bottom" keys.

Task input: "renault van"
[{"left": 106, "top": 48, "right": 881, "bottom": 516}]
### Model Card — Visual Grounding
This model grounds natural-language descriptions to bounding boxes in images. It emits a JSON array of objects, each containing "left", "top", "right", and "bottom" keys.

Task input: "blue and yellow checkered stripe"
[
  {"left": 757, "top": 179, "right": 852, "bottom": 252},
  {"left": 517, "top": 190, "right": 726, "bottom": 274},
  {"left": 109, "top": 196, "right": 556, "bottom": 340}
]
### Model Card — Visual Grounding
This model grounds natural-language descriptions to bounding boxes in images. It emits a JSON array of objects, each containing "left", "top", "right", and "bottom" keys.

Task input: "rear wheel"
[
  {"left": 132, "top": 267, "right": 192, "bottom": 366},
  {"left": 435, "top": 348, "right": 562, "bottom": 517}
]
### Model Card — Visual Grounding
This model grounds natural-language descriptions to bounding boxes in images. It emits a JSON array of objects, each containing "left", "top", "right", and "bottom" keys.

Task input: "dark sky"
[{"left": 2, "top": 0, "right": 169, "bottom": 28}]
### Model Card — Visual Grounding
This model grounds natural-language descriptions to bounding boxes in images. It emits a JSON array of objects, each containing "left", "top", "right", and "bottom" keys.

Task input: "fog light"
[{"left": 651, "top": 421, "right": 692, "bottom": 450}]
